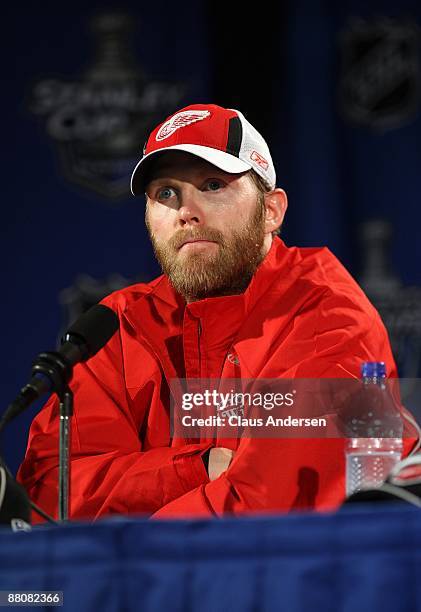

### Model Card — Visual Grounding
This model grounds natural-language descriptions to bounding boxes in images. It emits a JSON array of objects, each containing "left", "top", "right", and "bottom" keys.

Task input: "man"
[{"left": 18, "top": 104, "right": 418, "bottom": 521}]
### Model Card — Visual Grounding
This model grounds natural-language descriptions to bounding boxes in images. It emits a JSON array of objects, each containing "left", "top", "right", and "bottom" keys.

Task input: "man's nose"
[{"left": 177, "top": 192, "right": 203, "bottom": 227}]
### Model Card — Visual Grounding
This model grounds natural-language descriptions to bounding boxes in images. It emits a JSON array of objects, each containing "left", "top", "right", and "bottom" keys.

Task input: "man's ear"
[{"left": 263, "top": 189, "right": 288, "bottom": 234}]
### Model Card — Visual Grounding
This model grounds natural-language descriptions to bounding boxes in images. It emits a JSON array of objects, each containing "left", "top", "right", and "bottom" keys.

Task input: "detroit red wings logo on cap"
[{"left": 156, "top": 110, "right": 211, "bottom": 141}]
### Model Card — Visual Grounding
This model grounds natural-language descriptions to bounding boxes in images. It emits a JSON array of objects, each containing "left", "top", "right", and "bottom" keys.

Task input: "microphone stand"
[
  {"left": 1, "top": 304, "right": 120, "bottom": 524},
  {"left": 58, "top": 386, "right": 73, "bottom": 522},
  {"left": 30, "top": 352, "right": 75, "bottom": 523}
]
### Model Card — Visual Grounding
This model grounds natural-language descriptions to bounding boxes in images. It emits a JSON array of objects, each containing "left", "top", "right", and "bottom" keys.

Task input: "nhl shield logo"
[{"left": 338, "top": 18, "right": 420, "bottom": 130}]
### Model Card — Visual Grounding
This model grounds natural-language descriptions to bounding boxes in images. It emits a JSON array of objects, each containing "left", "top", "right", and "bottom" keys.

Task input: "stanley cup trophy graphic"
[{"left": 30, "top": 11, "right": 185, "bottom": 200}]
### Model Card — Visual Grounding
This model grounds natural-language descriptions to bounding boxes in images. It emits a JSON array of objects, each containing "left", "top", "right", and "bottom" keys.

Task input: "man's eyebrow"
[
  {"left": 147, "top": 170, "right": 230, "bottom": 187},
  {"left": 147, "top": 176, "right": 167, "bottom": 184},
  {"left": 145, "top": 175, "right": 174, "bottom": 188}
]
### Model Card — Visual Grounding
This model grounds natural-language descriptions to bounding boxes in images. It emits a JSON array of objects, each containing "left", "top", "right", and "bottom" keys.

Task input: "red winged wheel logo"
[{"left": 156, "top": 110, "right": 211, "bottom": 141}]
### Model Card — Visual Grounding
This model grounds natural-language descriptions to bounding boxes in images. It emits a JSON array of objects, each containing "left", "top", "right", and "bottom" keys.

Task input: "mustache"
[{"left": 169, "top": 227, "right": 224, "bottom": 250}]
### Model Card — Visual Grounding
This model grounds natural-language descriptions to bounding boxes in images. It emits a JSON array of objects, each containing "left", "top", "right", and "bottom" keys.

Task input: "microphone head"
[{"left": 62, "top": 304, "right": 120, "bottom": 360}]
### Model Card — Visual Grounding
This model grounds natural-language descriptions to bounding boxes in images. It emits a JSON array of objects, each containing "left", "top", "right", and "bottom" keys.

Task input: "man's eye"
[
  {"left": 205, "top": 180, "right": 223, "bottom": 191},
  {"left": 157, "top": 187, "right": 176, "bottom": 200}
]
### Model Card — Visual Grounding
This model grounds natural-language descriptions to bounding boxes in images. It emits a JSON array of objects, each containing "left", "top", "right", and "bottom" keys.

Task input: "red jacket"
[{"left": 17, "top": 238, "right": 418, "bottom": 521}]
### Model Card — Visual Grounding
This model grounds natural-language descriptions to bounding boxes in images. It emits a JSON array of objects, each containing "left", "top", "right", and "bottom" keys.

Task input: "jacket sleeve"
[
  {"left": 151, "top": 293, "right": 420, "bottom": 519},
  {"left": 17, "top": 310, "right": 210, "bottom": 523}
]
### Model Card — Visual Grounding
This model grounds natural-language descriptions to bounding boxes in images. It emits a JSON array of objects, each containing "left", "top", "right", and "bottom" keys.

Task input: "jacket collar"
[{"left": 122, "top": 237, "right": 300, "bottom": 380}]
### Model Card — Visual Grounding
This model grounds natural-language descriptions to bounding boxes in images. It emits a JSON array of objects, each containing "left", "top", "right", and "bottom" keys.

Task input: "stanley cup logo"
[
  {"left": 30, "top": 12, "right": 185, "bottom": 200},
  {"left": 86, "top": 13, "right": 142, "bottom": 83}
]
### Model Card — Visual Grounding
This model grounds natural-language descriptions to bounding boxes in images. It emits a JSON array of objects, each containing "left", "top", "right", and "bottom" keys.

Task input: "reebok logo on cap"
[{"left": 250, "top": 151, "right": 269, "bottom": 170}]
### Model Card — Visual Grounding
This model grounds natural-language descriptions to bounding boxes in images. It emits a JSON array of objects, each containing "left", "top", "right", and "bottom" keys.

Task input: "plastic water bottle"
[{"left": 345, "top": 362, "right": 403, "bottom": 496}]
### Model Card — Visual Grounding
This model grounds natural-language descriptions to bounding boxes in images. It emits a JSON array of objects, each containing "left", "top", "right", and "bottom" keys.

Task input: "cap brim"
[{"left": 130, "top": 144, "right": 252, "bottom": 195}]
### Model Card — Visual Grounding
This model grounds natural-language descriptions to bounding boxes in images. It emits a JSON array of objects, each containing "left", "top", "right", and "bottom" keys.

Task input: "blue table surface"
[{"left": 0, "top": 504, "right": 420, "bottom": 612}]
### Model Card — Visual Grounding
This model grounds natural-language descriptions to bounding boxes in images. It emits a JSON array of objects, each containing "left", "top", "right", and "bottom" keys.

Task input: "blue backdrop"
[{"left": 3, "top": 1, "right": 421, "bottom": 473}]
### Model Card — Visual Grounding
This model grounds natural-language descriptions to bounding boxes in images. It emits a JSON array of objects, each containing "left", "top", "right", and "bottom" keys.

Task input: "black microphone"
[{"left": 0, "top": 304, "right": 119, "bottom": 431}]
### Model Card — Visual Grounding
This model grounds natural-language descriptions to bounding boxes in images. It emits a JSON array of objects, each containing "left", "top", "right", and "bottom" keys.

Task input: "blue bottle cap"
[{"left": 361, "top": 361, "right": 386, "bottom": 378}]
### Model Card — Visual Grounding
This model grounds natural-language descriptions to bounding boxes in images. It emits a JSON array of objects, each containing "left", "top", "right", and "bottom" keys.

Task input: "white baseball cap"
[{"left": 130, "top": 103, "right": 276, "bottom": 195}]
